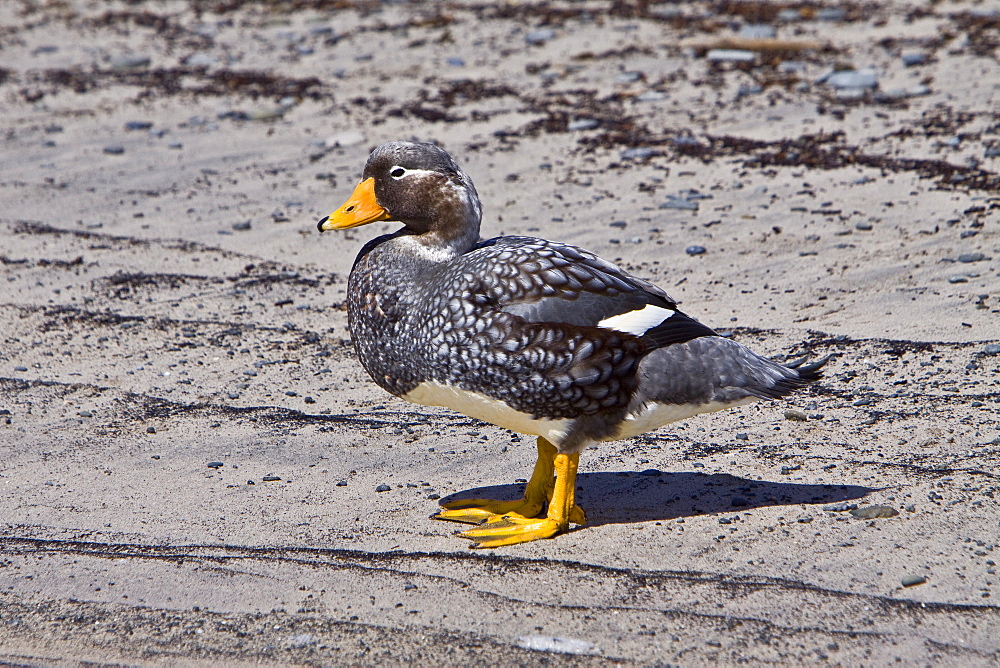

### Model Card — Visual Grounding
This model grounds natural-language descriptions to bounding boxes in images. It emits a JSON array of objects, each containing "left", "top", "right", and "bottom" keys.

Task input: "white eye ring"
[{"left": 389, "top": 166, "right": 407, "bottom": 179}]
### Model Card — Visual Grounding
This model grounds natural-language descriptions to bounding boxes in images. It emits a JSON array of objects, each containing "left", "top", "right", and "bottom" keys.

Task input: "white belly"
[
  {"left": 610, "top": 396, "right": 758, "bottom": 440},
  {"left": 404, "top": 381, "right": 572, "bottom": 445},
  {"left": 404, "top": 381, "right": 758, "bottom": 446}
]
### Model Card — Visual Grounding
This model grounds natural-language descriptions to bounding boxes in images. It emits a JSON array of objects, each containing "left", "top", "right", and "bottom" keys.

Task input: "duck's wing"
[{"left": 461, "top": 236, "right": 718, "bottom": 349}]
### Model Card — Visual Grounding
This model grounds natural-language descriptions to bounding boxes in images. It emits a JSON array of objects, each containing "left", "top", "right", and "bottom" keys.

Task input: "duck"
[{"left": 318, "top": 141, "right": 824, "bottom": 548}]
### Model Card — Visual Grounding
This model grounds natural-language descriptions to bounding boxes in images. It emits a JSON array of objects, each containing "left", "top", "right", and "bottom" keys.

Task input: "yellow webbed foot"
[
  {"left": 456, "top": 515, "right": 568, "bottom": 549},
  {"left": 433, "top": 437, "right": 557, "bottom": 526},
  {"left": 430, "top": 439, "right": 584, "bottom": 547},
  {"left": 450, "top": 449, "right": 584, "bottom": 548},
  {"left": 433, "top": 497, "right": 545, "bottom": 525}
]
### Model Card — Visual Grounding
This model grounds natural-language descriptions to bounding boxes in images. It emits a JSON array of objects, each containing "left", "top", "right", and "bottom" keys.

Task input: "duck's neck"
[{"left": 407, "top": 197, "right": 482, "bottom": 260}]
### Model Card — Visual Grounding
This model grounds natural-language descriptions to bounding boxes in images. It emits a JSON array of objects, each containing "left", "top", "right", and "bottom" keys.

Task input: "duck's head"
[{"left": 318, "top": 141, "right": 482, "bottom": 250}]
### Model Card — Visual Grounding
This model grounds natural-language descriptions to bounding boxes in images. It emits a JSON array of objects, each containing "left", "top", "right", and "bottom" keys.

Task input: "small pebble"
[
  {"left": 779, "top": 61, "right": 807, "bottom": 74},
  {"left": 517, "top": 635, "right": 597, "bottom": 655},
  {"left": 262, "top": 475, "right": 282, "bottom": 482},
  {"left": 232, "top": 220, "right": 251, "bottom": 231},
  {"left": 685, "top": 245, "right": 706, "bottom": 256},
  {"left": 375, "top": 484, "right": 391, "bottom": 492},
  {"left": 661, "top": 197, "right": 698, "bottom": 211},
  {"left": 835, "top": 88, "right": 867, "bottom": 101},
  {"left": 780, "top": 464, "right": 800, "bottom": 475},
  {"left": 110, "top": 54, "right": 151, "bottom": 70},
  {"left": 185, "top": 52, "right": 218, "bottom": 67},
  {"left": 103, "top": 146, "right": 125, "bottom": 155},
  {"left": 948, "top": 276, "right": 968, "bottom": 284},
  {"left": 304, "top": 396, "right": 316, "bottom": 404},
  {"left": 958, "top": 252, "right": 986, "bottom": 263},
  {"left": 336, "top": 480, "right": 348, "bottom": 486},
  {"left": 567, "top": 118, "right": 599, "bottom": 131},
  {"left": 823, "top": 502, "right": 858, "bottom": 512},
  {"left": 901, "top": 575, "right": 927, "bottom": 587},
  {"left": 615, "top": 71, "right": 642, "bottom": 84},
  {"left": 706, "top": 49, "right": 756, "bottom": 63},
  {"left": 525, "top": 29, "right": 555, "bottom": 45},
  {"left": 826, "top": 69, "right": 879, "bottom": 90},
  {"left": 620, "top": 147, "right": 656, "bottom": 160},
  {"left": 737, "top": 84, "right": 764, "bottom": 97},
  {"left": 735, "top": 433, "right": 749, "bottom": 440},
  {"left": 124, "top": 121, "right": 153, "bottom": 131},
  {"left": 855, "top": 221, "right": 873, "bottom": 231},
  {"left": 146, "top": 426, "right": 156, "bottom": 434},
  {"left": 250, "top": 109, "right": 283, "bottom": 122},
  {"left": 738, "top": 24, "right": 776, "bottom": 39},
  {"left": 901, "top": 52, "right": 928, "bottom": 66},
  {"left": 849, "top": 504, "right": 899, "bottom": 519},
  {"left": 14, "top": 366, "right": 28, "bottom": 372},
  {"left": 816, "top": 7, "right": 846, "bottom": 20},
  {"left": 78, "top": 410, "right": 93, "bottom": 418},
  {"left": 207, "top": 461, "right": 224, "bottom": 469},
  {"left": 982, "top": 343, "right": 1000, "bottom": 354},
  {"left": 446, "top": 57, "right": 465, "bottom": 67},
  {"left": 636, "top": 90, "right": 667, "bottom": 102},
  {"left": 784, "top": 409, "right": 808, "bottom": 421}
]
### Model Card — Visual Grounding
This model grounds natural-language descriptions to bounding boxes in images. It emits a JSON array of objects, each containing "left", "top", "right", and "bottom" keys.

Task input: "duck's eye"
[{"left": 389, "top": 166, "right": 406, "bottom": 179}]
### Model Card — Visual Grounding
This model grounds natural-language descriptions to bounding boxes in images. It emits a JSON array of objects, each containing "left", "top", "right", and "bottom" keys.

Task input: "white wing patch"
[{"left": 598, "top": 304, "right": 674, "bottom": 336}]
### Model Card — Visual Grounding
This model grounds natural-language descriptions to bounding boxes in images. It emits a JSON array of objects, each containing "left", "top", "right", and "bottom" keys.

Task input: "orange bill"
[{"left": 317, "top": 177, "right": 391, "bottom": 231}]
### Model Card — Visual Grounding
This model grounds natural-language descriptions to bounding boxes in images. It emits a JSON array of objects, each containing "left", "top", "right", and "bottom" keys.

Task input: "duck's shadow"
[{"left": 440, "top": 471, "right": 873, "bottom": 526}]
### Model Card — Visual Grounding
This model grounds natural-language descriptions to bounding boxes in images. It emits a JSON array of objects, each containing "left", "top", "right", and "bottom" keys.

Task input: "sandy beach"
[{"left": 1, "top": 0, "right": 998, "bottom": 663}]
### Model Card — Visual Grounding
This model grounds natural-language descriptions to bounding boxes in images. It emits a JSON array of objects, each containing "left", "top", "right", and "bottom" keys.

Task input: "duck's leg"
[
  {"left": 433, "top": 437, "right": 557, "bottom": 524},
  {"left": 456, "top": 449, "right": 585, "bottom": 548}
]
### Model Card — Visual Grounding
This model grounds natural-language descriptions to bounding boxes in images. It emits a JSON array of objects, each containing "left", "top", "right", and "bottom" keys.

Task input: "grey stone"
[
  {"left": 849, "top": 505, "right": 899, "bottom": 519},
  {"left": 110, "top": 54, "right": 151, "bottom": 71},
  {"left": 661, "top": 196, "right": 698, "bottom": 211},
  {"left": 901, "top": 52, "right": 928, "bottom": 66},
  {"left": 525, "top": 29, "right": 555, "bottom": 45},
  {"left": 567, "top": 118, "right": 599, "bottom": 131},
  {"left": 706, "top": 49, "right": 756, "bottom": 63},
  {"left": 826, "top": 69, "right": 879, "bottom": 89},
  {"left": 620, "top": 147, "right": 656, "bottom": 160},
  {"left": 738, "top": 24, "right": 776, "bottom": 39}
]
